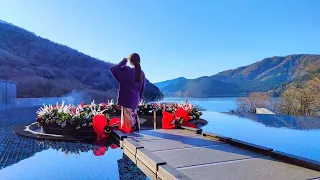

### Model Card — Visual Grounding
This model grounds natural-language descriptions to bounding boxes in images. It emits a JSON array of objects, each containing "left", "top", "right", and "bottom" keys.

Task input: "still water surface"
[
  {"left": 0, "top": 97, "right": 319, "bottom": 179},
  {"left": 0, "top": 107, "right": 149, "bottom": 180},
  {"left": 164, "top": 97, "right": 320, "bottom": 162}
]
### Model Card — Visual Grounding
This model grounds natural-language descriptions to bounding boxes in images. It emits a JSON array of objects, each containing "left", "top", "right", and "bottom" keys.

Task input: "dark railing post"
[
  {"left": 153, "top": 110, "right": 156, "bottom": 130},
  {"left": 5, "top": 81, "right": 8, "bottom": 109}
]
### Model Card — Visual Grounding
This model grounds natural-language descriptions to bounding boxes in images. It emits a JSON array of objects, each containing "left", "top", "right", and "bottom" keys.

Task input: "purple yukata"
[{"left": 110, "top": 59, "right": 146, "bottom": 132}]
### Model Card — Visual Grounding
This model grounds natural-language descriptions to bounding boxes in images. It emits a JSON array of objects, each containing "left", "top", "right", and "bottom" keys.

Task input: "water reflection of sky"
[
  {"left": 1, "top": 101, "right": 320, "bottom": 178},
  {"left": 202, "top": 111, "right": 320, "bottom": 162},
  {"left": 1, "top": 147, "right": 123, "bottom": 180},
  {"left": 230, "top": 112, "right": 320, "bottom": 130},
  {"left": 0, "top": 107, "right": 148, "bottom": 180}
]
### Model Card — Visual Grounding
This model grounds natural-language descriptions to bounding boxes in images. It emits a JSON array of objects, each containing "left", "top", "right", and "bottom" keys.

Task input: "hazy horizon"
[{"left": 1, "top": 0, "right": 320, "bottom": 83}]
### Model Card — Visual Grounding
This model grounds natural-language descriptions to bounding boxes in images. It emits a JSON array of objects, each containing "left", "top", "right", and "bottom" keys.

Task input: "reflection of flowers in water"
[
  {"left": 92, "top": 140, "right": 119, "bottom": 157},
  {"left": 36, "top": 139, "right": 119, "bottom": 157},
  {"left": 36, "top": 140, "right": 93, "bottom": 156},
  {"left": 92, "top": 140, "right": 107, "bottom": 156}
]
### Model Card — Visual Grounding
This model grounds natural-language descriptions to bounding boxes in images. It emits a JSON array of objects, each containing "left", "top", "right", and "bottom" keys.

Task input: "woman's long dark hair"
[{"left": 130, "top": 53, "right": 143, "bottom": 82}]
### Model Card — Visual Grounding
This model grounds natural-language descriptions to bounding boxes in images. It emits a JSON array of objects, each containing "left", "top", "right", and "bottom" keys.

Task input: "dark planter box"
[
  {"left": 41, "top": 124, "right": 95, "bottom": 137},
  {"left": 138, "top": 115, "right": 206, "bottom": 129},
  {"left": 139, "top": 115, "right": 162, "bottom": 128},
  {"left": 39, "top": 111, "right": 205, "bottom": 136}
]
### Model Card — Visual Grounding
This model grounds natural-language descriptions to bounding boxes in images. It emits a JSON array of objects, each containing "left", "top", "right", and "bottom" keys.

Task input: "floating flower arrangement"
[
  {"left": 36, "top": 100, "right": 117, "bottom": 130},
  {"left": 138, "top": 99, "right": 205, "bottom": 120},
  {"left": 36, "top": 99, "right": 205, "bottom": 132}
]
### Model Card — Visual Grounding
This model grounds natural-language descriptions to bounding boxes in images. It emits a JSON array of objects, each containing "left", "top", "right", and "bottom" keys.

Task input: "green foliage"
[{"left": 276, "top": 75, "right": 320, "bottom": 117}]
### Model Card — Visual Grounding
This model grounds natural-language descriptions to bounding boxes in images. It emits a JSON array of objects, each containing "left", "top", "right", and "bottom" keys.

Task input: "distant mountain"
[
  {"left": 156, "top": 54, "right": 320, "bottom": 97},
  {"left": 155, "top": 77, "right": 187, "bottom": 90},
  {"left": 213, "top": 54, "right": 320, "bottom": 92},
  {"left": 155, "top": 76, "right": 245, "bottom": 97},
  {"left": 0, "top": 19, "right": 163, "bottom": 102}
]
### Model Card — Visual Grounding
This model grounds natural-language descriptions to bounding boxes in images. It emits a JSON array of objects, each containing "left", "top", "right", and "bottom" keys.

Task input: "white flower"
[
  {"left": 57, "top": 101, "right": 66, "bottom": 113},
  {"left": 36, "top": 104, "right": 53, "bottom": 117},
  {"left": 97, "top": 104, "right": 101, "bottom": 112},
  {"left": 88, "top": 101, "right": 110, "bottom": 116},
  {"left": 139, "top": 99, "right": 146, "bottom": 106},
  {"left": 108, "top": 99, "right": 114, "bottom": 106},
  {"left": 77, "top": 104, "right": 84, "bottom": 112},
  {"left": 72, "top": 106, "right": 83, "bottom": 119},
  {"left": 90, "top": 100, "right": 96, "bottom": 109},
  {"left": 62, "top": 106, "right": 69, "bottom": 114}
]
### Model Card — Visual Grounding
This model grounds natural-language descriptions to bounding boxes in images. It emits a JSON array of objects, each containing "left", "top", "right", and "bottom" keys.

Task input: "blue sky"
[{"left": 0, "top": 0, "right": 319, "bottom": 83}]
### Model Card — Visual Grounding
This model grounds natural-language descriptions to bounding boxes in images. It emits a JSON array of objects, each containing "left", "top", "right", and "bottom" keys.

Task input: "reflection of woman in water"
[{"left": 110, "top": 53, "right": 145, "bottom": 133}]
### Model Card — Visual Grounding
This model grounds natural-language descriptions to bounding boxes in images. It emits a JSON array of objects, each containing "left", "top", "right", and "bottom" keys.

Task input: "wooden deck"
[{"left": 112, "top": 128, "right": 320, "bottom": 180}]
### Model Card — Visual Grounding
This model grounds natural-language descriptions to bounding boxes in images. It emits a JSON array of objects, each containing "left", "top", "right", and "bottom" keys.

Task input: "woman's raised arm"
[{"left": 110, "top": 59, "right": 127, "bottom": 82}]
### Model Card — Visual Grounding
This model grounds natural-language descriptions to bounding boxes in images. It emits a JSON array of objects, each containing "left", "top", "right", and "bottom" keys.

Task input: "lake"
[{"left": 162, "top": 97, "right": 238, "bottom": 112}]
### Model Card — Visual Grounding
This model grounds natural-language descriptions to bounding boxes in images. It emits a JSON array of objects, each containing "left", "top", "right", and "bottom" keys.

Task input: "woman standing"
[{"left": 110, "top": 53, "right": 145, "bottom": 132}]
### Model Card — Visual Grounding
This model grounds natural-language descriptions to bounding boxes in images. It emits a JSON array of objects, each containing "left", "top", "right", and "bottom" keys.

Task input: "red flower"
[
  {"left": 93, "top": 140, "right": 107, "bottom": 156},
  {"left": 93, "top": 115, "right": 109, "bottom": 140},
  {"left": 80, "top": 102, "right": 84, "bottom": 107},
  {"left": 72, "top": 107, "right": 76, "bottom": 114},
  {"left": 162, "top": 111, "right": 176, "bottom": 129},
  {"left": 100, "top": 103, "right": 107, "bottom": 107},
  {"left": 175, "top": 108, "right": 191, "bottom": 122},
  {"left": 110, "top": 144, "right": 118, "bottom": 149},
  {"left": 93, "top": 147, "right": 107, "bottom": 156},
  {"left": 109, "top": 118, "right": 120, "bottom": 127},
  {"left": 36, "top": 117, "right": 42, "bottom": 123},
  {"left": 161, "top": 107, "right": 198, "bottom": 129},
  {"left": 92, "top": 115, "right": 122, "bottom": 140}
]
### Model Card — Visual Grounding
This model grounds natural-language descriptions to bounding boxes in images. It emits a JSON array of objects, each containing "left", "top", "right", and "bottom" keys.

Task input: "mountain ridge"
[
  {"left": 155, "top": 54, "right": 320, "bottom": 97},
  {"left": 0, "top": 19, "right": 163, "bottom": 102}
]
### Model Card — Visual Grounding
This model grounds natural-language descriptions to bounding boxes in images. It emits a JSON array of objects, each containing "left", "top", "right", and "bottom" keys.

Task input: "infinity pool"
[
  {"left": 0, "top": 107, "right": 148, "bottom": 180},
  {"left": 1, "top": 107, "right": 320, "bottom": 179},
  {"left": 202, "top": 111, "right": 320, "bottom": 162}
]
